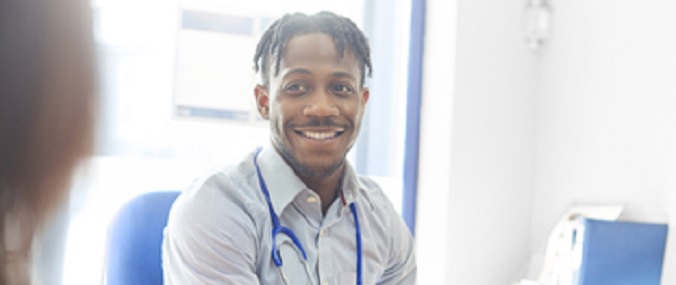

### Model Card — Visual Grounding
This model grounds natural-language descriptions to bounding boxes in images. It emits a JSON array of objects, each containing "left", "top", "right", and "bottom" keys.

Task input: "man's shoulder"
[
  {"left": 356, "top": 175, "right": 386, "bottom": 199},
  {"left": 355, "top": 175, "right": 398, "bottom": 213},
  {"left": 176, "top": 154, "right": 262, "bottom": 212},
  {"left": 353, "top": 175, "right": 413, "bottom": 244}
]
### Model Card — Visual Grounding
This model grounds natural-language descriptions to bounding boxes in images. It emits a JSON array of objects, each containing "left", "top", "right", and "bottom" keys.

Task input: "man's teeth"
[{"left": 302, "top": 131, "right": 338, "bottom": 140}]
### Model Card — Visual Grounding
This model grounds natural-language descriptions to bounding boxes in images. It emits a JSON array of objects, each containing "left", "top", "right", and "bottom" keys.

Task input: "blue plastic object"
[
  {"left": 104, "top": 191, "right": 181, "bottom": 285},
  {"left": 578, "top": 218, "right": 669, "bottom": 285}
]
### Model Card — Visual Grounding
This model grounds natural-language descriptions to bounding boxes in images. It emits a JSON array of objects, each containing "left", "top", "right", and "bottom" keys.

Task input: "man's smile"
[{"left": 293, "top": 128, "right": 345, "bottom": 141}]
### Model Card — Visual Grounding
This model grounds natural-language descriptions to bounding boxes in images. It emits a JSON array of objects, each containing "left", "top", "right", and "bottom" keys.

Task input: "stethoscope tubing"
[
  {"left": 349, "top": 203, "right": 363, "bottom": 285},
  {"left": 253, "top": 148, "right": 363, "bottom": 285}
]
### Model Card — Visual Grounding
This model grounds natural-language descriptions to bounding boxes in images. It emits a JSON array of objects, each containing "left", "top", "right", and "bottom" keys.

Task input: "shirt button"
[
  {"left": 319, "top": 229, "right": 327, "bottom": 236},
  {"left": 322, "top": 281, "right": 329, "bottom": 285},
  {"left": 307, "top": 196, "right": 317, "bottom": 203}
]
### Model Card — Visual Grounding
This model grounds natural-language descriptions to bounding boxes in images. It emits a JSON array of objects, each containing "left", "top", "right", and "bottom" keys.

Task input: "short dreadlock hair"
[{"left": 253, "top": 11, "right": 372, "bottom": 87}]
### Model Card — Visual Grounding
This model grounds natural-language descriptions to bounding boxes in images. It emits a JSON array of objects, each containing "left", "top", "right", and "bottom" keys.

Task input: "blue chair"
[{"left": 104, "top": 191, "right": 181, "bottom": 285}]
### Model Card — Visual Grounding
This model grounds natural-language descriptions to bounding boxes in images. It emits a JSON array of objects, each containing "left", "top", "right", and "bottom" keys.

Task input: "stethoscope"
[{"left": 253, "top": 148, "right": 363, "bottom": 285}]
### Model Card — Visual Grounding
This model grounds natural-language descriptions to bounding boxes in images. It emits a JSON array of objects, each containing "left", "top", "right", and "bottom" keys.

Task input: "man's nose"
[{"left": 303, "top": 91, "right": 339, "bottom": 117}]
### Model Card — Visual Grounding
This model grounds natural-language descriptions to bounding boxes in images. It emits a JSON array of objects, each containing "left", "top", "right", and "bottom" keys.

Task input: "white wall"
[
  {"left": 416, "top": 0, "right": 536, "bottom": 284},
  {"left": 420, "top": 0, "right": 676, "bottom": 283},
  {"left": 532, "top": 0, "right": 676, "bottom": 283}
]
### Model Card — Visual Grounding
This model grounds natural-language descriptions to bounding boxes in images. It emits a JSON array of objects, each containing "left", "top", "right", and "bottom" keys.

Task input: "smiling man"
[{"left": 163, "top": 11, "right": 416, "bottom": 285}]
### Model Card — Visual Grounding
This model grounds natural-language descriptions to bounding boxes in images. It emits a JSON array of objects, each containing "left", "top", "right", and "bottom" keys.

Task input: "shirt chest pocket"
[{"left": 334, "top": 270, "right": 381, "bottom": 285}]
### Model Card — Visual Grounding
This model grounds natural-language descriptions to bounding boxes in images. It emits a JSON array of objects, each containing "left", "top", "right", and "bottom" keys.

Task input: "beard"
[
  {"left": 274, "top": 140, "right": 347, "bottom": 179},
  {"left": 270, "top": 115, "right": 356, "bottom": 179}
]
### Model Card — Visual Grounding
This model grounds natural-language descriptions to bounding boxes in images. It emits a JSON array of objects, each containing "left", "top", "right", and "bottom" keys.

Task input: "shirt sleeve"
[
  {"left": 378, "top": 205, "right": 417, "bottom": 285},
  {"left": 162, "top": 175, "right": 261, "bottom": 285},
  {"left": 358, "top": 176, "right": 417, "bottom": 285}
]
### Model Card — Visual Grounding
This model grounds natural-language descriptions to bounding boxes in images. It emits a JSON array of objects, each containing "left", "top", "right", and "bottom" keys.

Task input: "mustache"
[{"left": 291, "top": 117, "right": 350, "bottom": 128}]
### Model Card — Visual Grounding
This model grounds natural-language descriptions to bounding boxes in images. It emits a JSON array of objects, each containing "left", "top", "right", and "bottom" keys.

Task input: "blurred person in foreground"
[{"left": 0, "top": 0, "right": 96, "bottom": 284}]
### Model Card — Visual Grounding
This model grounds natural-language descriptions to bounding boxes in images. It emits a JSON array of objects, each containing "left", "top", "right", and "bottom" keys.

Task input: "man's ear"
[
  {"left": 360, "top": 87, "right": 370, "bottom": 106},
  {"left": 254, "top": 85, "right": 270, "bottom": 120}
]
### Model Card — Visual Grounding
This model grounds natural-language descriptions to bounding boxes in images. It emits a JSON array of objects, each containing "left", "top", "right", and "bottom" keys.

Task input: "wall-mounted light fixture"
[{"left": 525, "top": 0, "right": 551, "bottom": 51}]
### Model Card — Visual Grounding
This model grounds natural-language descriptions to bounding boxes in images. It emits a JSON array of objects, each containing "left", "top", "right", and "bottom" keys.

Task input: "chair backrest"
[{"left": 104, "top": 191, "right": 181, "bottom": 285}]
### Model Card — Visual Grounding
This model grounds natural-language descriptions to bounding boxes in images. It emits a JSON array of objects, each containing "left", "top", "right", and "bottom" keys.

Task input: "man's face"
[{"left": 255, "top": 33, "right": 369, "bottom": 179}]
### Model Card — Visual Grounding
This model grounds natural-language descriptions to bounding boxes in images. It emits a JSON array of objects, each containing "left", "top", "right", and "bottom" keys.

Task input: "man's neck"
[{"left": 300, "top": 167, "right": 344, "bottom": 215}]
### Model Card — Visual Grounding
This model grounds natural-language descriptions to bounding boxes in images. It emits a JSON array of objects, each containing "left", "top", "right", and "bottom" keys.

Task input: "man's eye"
[
  {"left": 331, "top": 84, "right": 354, "bottom": 95},
  {"left": 284, "top": 83, "right": 308, "bottom": 94}
]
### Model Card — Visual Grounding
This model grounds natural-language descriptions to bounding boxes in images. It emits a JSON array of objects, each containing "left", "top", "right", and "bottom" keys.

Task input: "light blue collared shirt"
[{"left": 162, "top": 145, "right": 416, "bottom": 284}]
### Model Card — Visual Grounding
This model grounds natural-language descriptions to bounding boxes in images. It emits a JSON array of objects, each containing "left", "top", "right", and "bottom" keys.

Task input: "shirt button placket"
[
  {"left": 318, "top": 221, "right": 334, "bottom": 285},
  {"left": 317, "top": 227, "right": 327, "bottom": 285}
]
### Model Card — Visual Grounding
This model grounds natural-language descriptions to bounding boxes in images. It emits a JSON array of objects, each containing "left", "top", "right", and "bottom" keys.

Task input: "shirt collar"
[
  {"left": 256, "top": 144, "right": 306, "bottom": 213},
  {"left": 255, "top": 144, "right": 365, "bottom": 211},
  {"left": 339, "top": 162, "right": 362, "bottom": 206}
]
